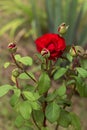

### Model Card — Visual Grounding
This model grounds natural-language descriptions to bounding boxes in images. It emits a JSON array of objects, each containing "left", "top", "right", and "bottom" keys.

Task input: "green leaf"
[
  {"left": 0, "top": 85, "right": 13, "bottom": 97},
  {"left": 4, "top": 62, "right": 10, "bottom": 68},
  {"left": 46, "top": 84, "right": 66, "bottom": 102},
  {"left": 24, "top": 84, "right": 35, "bottom": 92},
  {"left": 19, "top": 101, "right": 32, "bottom": 120},
  {"left": 30, "top": 102, "right": 40, "bottom": 110},
  {"left": 15, "top": 55, "right": 33, "bottom": 66},
  {"left": 56, "top": 84, "right": 66, "bottom": 97},
  {"left": 15, "top": 115, "right": 24, "bottom": 127},
  {"left": 10, "top": 89, "right": 21, "bottom": 107},
  {"left": 15, "top": 54, "right": 21, "bottom": 60},
  {"left": 57, "top": 98, "right": 71, "bottom": 107},
  {"left": 76, "top": 67, "right": 87, "bottom": 78},
  {"left": 19, "top": 72, "right": 36, "bottom": 80},
  {"left": 23, "top": 91, "right": 40, "bottom": 101},
  {"left": 19, "top": 56, "right": 33, "bottom": 66},
  {"left": 33, "top": 110, "right": 44, "bottom": 126},
  {"left": 19, "top": 73, "right": 29, "bottom": 79},
  {"left": 66, "top": 53, "right": 73, "bottom": 62},
  {"left": 58, "top": 109, "right": 71, "bottom": 127},
  {"left": 38, "top": 72, "right": 50, "bottom": 94},
  {"left": 70, "top": 112, "right": 81, "bottom": 130},
  {"left": 45, "top": 102, "right": 61, "bottom": 123},
  {"left": 46, "top": 91, "right": 57, "bottom": 102},
  {"left": 54, "top": 68, "right": 67, "bottom": 80},
  {"left": 76, "top": 76, "right": 87, "bottom": 97},
  {"left": 80, "top": 58, "right": 87, "bottom": 69}
]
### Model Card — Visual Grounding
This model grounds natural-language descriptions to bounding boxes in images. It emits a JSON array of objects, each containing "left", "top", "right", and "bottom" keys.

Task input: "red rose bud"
[
  {"left": 41, "top": 48, "right": 50, "bottom": 58},
  {"left": 58, "top": 23, "right": 69, "bottom": 35},
  {"left": 35, "top": 33, "right": 66, "bottom": 60},
  {"left": 8, "top": 42, "right": 17, "bottom": 53}
]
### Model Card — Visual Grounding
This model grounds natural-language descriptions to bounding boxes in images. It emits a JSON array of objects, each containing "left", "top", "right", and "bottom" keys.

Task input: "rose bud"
[
  {"left": 69, "top": 46, "right": 77, "bottom": 57},
  {"left": 12, "top": 68, "right": 20, "bottom": 78},
  {"left": 70, "top": 46, "right": 84, "bottom": 57},
  {"left": 75, "top": 46, "right": 84, "bottom": 56},
  {"left": 41, "top": 48, "right": 50, "bottom": 58},
  {"left": 8, "top": 42, "right": 17, "bottom": 53},
  {"left": 58, "top": 23, "right": 69, "bottom": 35}
]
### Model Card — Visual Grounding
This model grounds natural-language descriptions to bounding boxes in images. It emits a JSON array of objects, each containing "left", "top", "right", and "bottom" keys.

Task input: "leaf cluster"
[{"left": 0, "top": 44, "right": 87, "bottom": 130}]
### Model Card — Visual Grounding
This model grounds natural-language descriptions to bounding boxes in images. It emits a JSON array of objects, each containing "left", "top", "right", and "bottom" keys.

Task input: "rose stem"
[
  {"left": 42, "top": 91, "right": 48, "bottom": 127},
  {"left": 15, "top": 78, "right": 20, "bottom": 89}
]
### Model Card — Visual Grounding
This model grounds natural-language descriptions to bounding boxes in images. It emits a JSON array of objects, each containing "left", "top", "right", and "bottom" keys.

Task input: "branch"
[{"left": 11, "top": 53, "right": 37, "bottom": 83}]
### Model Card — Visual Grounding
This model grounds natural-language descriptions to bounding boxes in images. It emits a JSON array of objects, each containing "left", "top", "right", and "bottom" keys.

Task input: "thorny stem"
[{"left": 11, "top": 53, "right": 37, "bottom": 83}]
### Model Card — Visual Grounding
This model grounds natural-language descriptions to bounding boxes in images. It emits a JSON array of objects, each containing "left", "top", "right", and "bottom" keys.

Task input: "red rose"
[{"left": 35, "top": 33, "right": 66, "bottom": 60}]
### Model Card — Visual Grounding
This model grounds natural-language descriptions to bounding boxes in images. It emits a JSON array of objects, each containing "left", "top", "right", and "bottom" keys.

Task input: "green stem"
[{"left": 11, "top": 53, "right": 37, "bottom": 83}]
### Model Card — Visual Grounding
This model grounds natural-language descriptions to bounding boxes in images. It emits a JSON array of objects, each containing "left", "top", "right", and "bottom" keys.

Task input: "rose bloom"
[{"left": 35, "top": 33, "right": 66, "bottom": 60}]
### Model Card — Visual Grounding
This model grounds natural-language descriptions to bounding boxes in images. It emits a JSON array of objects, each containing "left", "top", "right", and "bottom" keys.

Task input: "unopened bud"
[
  {"left": 75, "top": 46, "right": 84, "bottom": 56},
  {"left": 58, "top": 23, "right": 69, "bottom": 35},
  {"left": 41, "top": 48, "right": 50, "bottom": 58},
  {"left": 69, "top": 46, "right": 84, "bottom": 57},
  {"left": 12, "top": 68, "right": 20, "bottom": 78},
  {"left": 69, "top": 46, "right": 77, "bottom": 57},
  {"left": 8, "top": 42, "right": 17, "bottom": 53}
]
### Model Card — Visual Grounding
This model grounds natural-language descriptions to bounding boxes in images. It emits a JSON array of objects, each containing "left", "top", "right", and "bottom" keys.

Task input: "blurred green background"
[{"left": 0, "top": 0, "right": 87, "bottom": 130}]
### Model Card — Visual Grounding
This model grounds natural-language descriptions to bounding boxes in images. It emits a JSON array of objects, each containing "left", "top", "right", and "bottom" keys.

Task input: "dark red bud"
[
  {"left": 8, "top": 43, "right": 16, "bottom": 49},
  {"left": 8, "top": 42, "right": 17, "bottom": 53}
]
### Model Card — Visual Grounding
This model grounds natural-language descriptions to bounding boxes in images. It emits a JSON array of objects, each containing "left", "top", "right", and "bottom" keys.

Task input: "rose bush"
[
  {"left": 35, "top": 33, "right": 66, "bottom": 60},
  {"left": 0, "top": 23, "right": 87, "bottom": 130}
]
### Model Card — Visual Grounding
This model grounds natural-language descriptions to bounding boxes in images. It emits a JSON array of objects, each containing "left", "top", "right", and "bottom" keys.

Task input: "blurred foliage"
[
  {"left": 0, "top": 0, "right": 87, "bottom": 45},
  {"left": 0, "top": 0, "right": 44, "bottom": 40},
  {"left": 45, "top": 0, "right": 87, "bottom": 45}
]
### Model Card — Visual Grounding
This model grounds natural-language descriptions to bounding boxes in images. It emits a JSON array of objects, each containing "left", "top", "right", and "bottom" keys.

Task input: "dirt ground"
[{"left": 0, "top": 35, "right": 87, "bottom": 130}]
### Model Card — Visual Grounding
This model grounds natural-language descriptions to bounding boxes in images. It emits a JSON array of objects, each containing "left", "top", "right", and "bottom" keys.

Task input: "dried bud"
[
  {"left": 58, "top": 23, "right": 69, "bottom": 35},
  {"left": 8, "top": 42, "right": 17, "bottom": 53},
  {"left": 41, "top": 48, "right": 50, "bottom": 58},
  {"left": 12, "top": 68, "right": 20, "bottom": 78}
]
